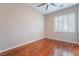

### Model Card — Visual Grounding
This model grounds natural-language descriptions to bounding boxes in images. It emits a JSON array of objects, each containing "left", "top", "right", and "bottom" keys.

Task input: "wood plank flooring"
[{"left": 0, "top": 38, "right": 79, "bottom": 56}]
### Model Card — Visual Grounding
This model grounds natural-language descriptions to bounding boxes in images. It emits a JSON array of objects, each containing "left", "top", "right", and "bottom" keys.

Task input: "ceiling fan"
[{"left": 37, "top": 3, "right": 64, "bottom": 10}]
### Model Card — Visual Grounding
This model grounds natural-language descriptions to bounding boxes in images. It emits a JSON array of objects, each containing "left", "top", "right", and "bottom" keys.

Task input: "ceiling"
[{"left": 28, "top": 3, "right": 78, "bottom": 15}]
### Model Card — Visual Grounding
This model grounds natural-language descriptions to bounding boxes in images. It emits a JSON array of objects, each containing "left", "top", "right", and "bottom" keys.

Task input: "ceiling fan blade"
[
  {"left": 59, "top": 4, "right": 64, "bottom": 7},
  {"left": 46, "top": 4, "right": 48, "bottom": 10},
  {"left": 50, "top": 3, "right": 57, "bottom": 7},
  {"left": 37, "top": 3, "right": 46, "bottom": 7}
]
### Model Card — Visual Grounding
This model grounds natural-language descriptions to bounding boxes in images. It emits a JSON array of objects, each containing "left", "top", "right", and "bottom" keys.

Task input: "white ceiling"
[{"left": 28, "top": 3, "right": 78, "bottom": 15}]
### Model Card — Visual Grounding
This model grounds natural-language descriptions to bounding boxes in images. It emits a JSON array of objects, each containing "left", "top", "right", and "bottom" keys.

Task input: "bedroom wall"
[
  {"left": 0, "top": 4, "right": 45, "bottom": 51},
  {"left": 45, "top": 5, "right": 78, "bottom": 43},
  {"left": 78, "top": 5, "right": 79, "bottom": 44}
]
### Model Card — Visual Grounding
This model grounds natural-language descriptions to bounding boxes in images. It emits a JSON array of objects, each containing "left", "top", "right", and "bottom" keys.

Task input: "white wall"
[
  {"left": 78, "top": 5, "right": 79, "bottom": 44},
  {"left": 0, "top": 4, "right": 45, "bottom": 51},
  {"left": 45, "top": 6, "right": 78, "bottom": 43}
]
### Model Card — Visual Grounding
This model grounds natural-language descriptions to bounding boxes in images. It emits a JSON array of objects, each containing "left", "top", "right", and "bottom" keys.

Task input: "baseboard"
[
  {"left": 46, "top": 36, "right": 79, "bottom": 45},
  {"left": 0, "top": 37, "right": 79, "bottom": 53},
  {"left": 0, "top": 37, "right": 44, "bottom": 53}
]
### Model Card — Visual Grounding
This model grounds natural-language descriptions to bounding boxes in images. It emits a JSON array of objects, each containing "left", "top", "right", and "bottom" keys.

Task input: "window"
[{"left": 54, "top": 13, "right": 75, "bottom": 32}]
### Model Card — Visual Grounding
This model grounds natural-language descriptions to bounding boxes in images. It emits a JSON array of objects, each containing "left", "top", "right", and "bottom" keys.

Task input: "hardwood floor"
[{"left": 0, "top": 38, "right": 79, "bottom": 56}]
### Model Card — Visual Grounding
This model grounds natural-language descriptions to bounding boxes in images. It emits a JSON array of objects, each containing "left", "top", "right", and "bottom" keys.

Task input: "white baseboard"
[
  {"left": 0, "top": 36, "right": 79, "bottom": 53},
  {"left": 0, "top": 37, "right": 44, "bottom": 53},
  {"left": 46, "top": 36, "right": 79, "bottom": 45}
]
